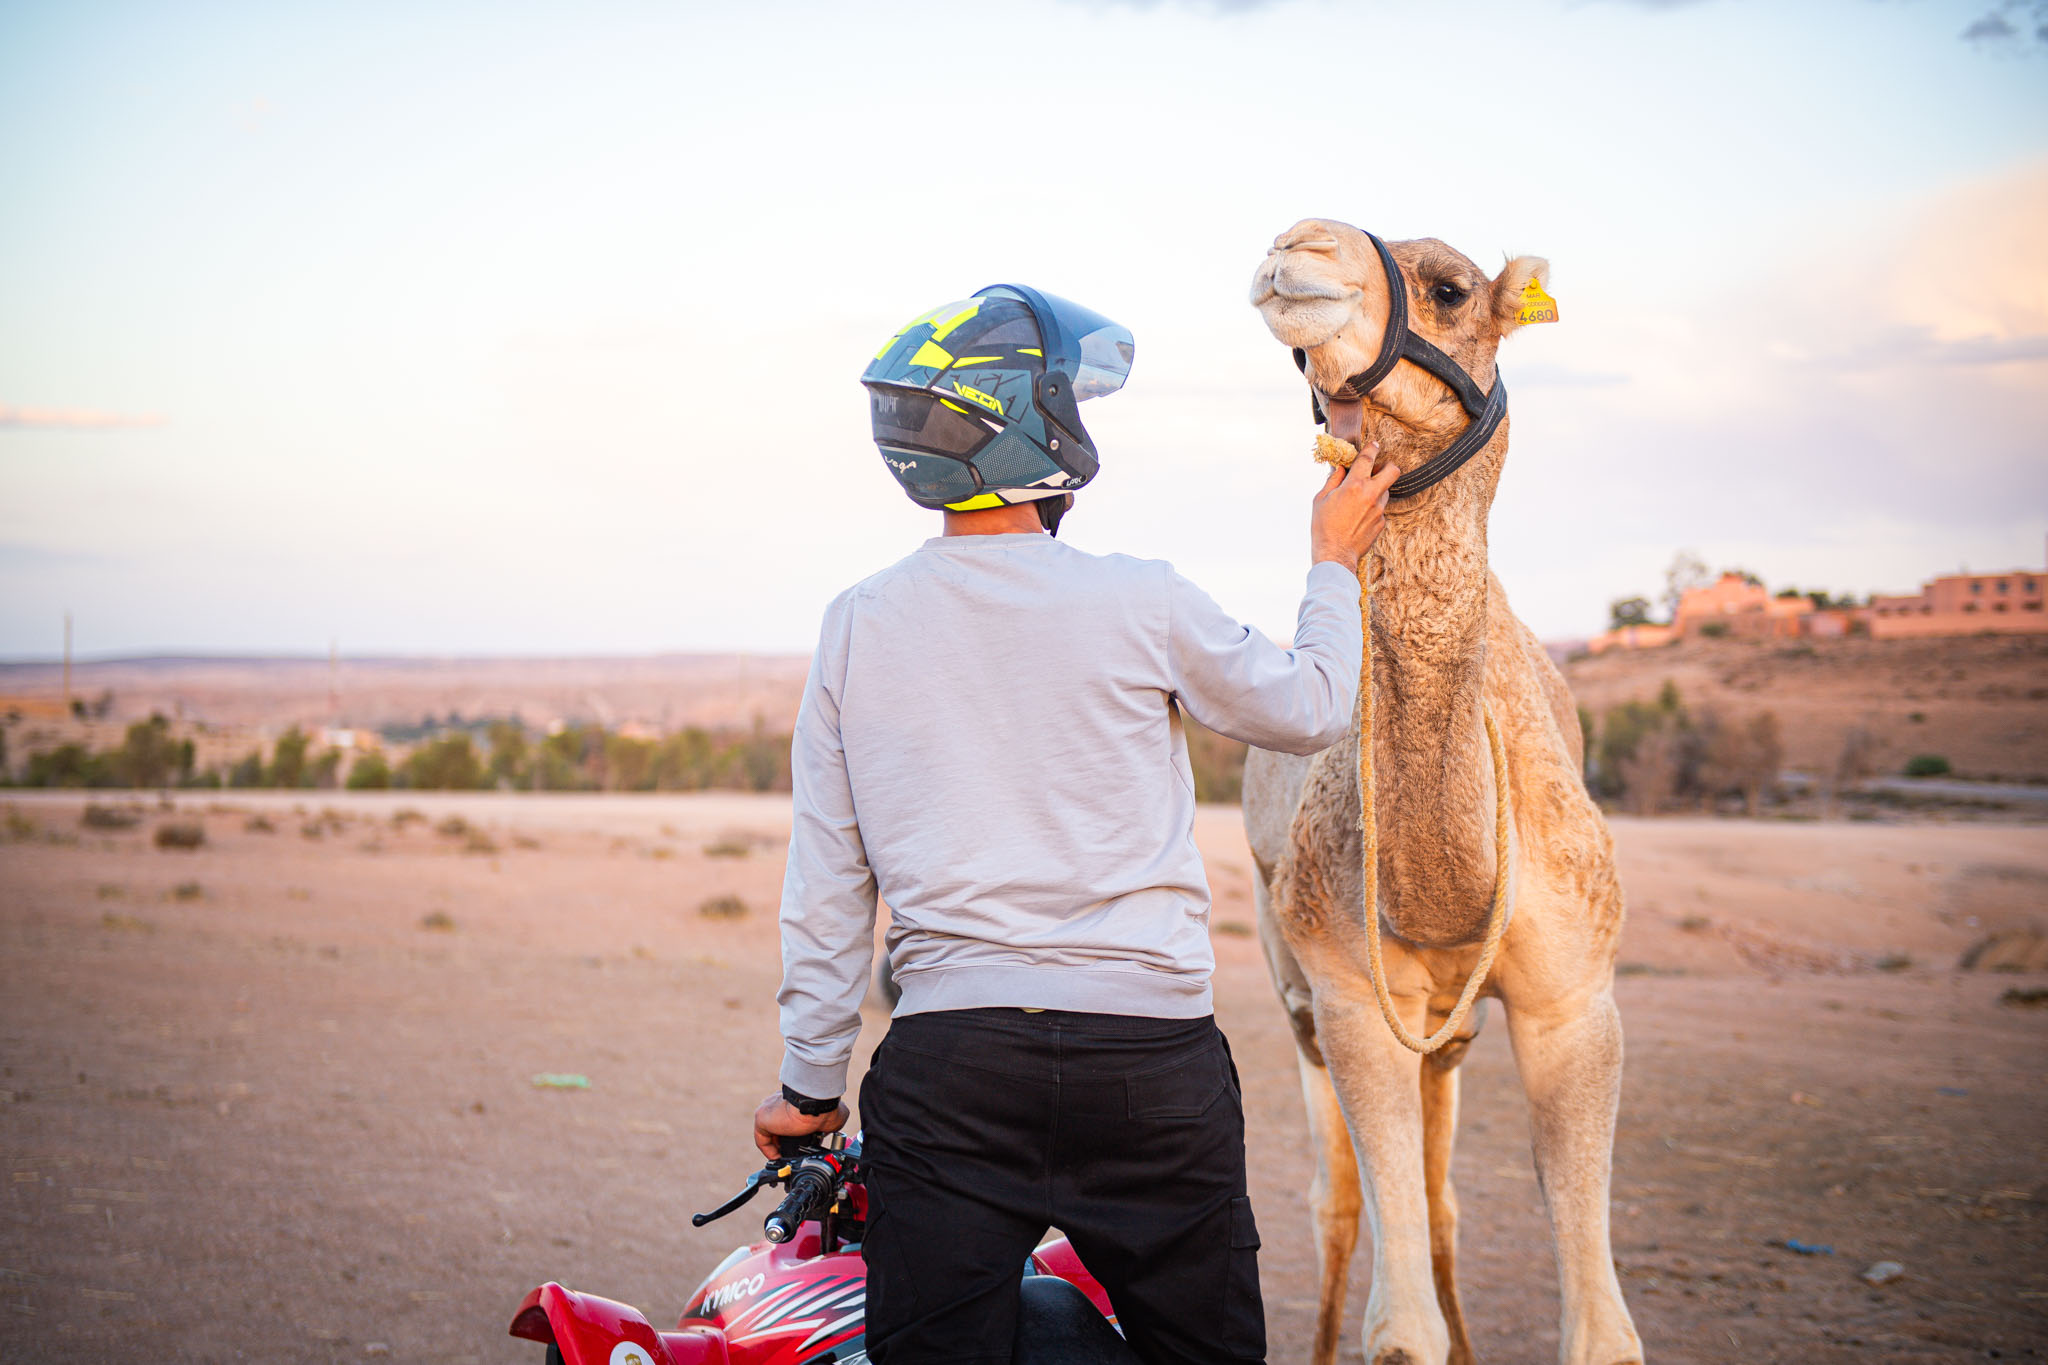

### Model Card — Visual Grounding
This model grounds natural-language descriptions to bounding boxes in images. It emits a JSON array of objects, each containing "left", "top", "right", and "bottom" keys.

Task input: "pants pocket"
[
  {"left": 1222, "top": 1195, "right": 1265, "bottom": 1358},
  {"left": 1125, "top": 1040, "right": 1229, "bottom": 1120}
]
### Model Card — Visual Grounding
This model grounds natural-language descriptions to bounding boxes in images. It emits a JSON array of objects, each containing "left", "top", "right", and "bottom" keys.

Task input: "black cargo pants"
[{"left": 857, "top": 1007, "right": 1264, "bottom": 1365}]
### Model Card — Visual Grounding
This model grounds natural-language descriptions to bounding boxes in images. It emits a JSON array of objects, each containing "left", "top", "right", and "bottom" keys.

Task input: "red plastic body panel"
[
  {"left": 509, "top": 1282, "right": 685, "bottom": 1365},
  {"left": 1030, "top": 1237, "right": 1116, "bottom": 1322},
  {"left": 515, "top": 1209, "right": 1114, "bottom": 1365},
  {"left": 677, "top": 1235, "right": 868, "bottom": 1365}
]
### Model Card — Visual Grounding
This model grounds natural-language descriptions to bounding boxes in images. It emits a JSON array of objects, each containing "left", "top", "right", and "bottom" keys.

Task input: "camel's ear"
[{"left": 1493, "top": 255, "right": 1557, "bottom": 334}]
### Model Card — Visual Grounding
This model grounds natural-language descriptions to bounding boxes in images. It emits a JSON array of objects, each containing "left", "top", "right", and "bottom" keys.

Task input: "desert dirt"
[{"left": 2, "top": 792, "right": 2045, "bottom": 1364}]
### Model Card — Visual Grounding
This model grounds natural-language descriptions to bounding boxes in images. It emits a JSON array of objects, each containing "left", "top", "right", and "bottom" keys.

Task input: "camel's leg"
[
  {"left": 1299, "top": 1051, "right": 1363, "bottom": 1365},
  {"left": 1504, "top": 991, "right": 1644, "bottom": 1365},
  {"left": 1419, "top": 1056, "right": 1475, "bottom": 1365},
  {"left": 1314, "top": 988, "right": 1449, "bottom": 1365}
]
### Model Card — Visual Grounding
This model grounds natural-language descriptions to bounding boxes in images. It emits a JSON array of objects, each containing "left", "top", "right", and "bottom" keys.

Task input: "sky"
[{"left": 1, "top": 0, "right": 2044, "bottom": 659}]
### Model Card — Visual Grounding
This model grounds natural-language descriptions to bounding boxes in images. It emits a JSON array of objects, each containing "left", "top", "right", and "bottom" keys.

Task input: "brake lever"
[{"left": 691, "top": 1167, "right": 773, "bottom": 1227}]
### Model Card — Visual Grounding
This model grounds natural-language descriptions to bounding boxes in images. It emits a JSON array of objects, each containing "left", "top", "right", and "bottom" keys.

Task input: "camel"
[{"left": 1242, "top": 220, "right": 1644, "bottom": 1365}]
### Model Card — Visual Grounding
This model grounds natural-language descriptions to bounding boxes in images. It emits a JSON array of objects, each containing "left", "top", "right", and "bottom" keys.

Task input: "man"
[{"left": 751, "top": 284, "right": 1396, "bottom": 1365}]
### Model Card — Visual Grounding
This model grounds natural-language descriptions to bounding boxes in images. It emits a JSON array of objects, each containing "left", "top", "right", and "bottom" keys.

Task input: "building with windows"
[
  {"left": 1586, "top": 542, "right": 2048, "bottom": 652},
  {"left": 1868, "top": 560, "right": 2047, "bottom": 638}
]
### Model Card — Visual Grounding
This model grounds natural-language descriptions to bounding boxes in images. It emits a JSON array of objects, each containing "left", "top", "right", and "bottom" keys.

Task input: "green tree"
[
  {"left": 405, "top": 734, "right": 485, "bottom": 790},
  {"left": 113, "top": 715, "right": 186, "bottom": 788},
  {"left": 227, "top": 750, "right": 265, "bottom": 788},
  {"left": 737, "top": 721, "right": 790, "bottom": 792},
  {"left": 486, "top": 721, "right": 530, "bottom": 789},
  {"left": 346, "top": 752, "right": 392, "bottom": 789},
  {"left": 652, "top": 727, "right": 717, "bottom": 789},
  {"left": 269, "top": 727, "right": 311, "bottom": 788},
  {"left": 1661, "top": 550, "right": 1711, "bottom": 621},
  {"left": 604, "top": 733, "right": 657, "bottom": 791},
  {"left": 1608, "top": 596, "right": 1653, "bottom": 629}
]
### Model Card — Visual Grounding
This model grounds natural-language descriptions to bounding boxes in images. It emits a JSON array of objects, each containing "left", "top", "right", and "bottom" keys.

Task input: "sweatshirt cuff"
[
  {"left": 779, "top": 1050, "right": 849, "bottom": 1101},
  {"left": 1307, "top": 559, "right": 1363, "bottom": 597}
]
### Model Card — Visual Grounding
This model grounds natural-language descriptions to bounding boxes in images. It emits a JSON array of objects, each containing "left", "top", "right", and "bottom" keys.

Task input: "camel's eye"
[{"left": 1431, "top": 282, "right": 1468, "bottom": 306}]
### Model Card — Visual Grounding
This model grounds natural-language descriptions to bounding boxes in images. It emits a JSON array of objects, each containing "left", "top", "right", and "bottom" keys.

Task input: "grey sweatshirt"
[{"left": 776, "top": 532, "right": 1362, "bottom": 1099}]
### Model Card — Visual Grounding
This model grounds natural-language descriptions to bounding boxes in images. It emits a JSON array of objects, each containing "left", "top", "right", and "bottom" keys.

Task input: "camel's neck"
[{"left": 1365, "top": 475, "right": 1499, "bottom": 948}]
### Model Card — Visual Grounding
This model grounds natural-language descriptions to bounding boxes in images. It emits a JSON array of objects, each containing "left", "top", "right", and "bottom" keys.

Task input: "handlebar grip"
[{"left": 763, "top": 1167, "right": 835, "bottom": 1244}]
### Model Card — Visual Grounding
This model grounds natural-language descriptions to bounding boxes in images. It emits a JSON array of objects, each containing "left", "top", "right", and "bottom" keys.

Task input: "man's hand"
[
  {"left": 1310, "top": 442, "right": 1401, "bottom": 569},
  {"left": 753, "top": 1092, "right": 851, "bottom": 1160}
]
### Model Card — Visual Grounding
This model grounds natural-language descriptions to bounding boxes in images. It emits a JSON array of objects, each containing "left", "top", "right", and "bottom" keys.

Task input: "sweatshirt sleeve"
[
  {"left": 1166, "top": 560, "right": 1362, "bottom": 756},
  {"left": 775, "top": 597, "right": 879, "bottom": 1100}
]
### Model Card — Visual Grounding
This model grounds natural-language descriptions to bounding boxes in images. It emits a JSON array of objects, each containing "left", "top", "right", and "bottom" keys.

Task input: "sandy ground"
[{"left": 2, "top": 792, "right": 2044, "bottom": 1364}]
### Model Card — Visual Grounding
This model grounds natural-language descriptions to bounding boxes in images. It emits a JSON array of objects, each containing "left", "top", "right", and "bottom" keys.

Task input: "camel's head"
[{"left": 1249, "top": 218, "right": 1551, "bottom": 485}]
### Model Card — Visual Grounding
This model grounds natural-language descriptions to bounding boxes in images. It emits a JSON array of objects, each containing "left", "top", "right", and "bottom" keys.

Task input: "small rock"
[
  {"left": 1959, "top": 929, "right": 2048, "bottom": 973},
  {"left": 1860, "top": 1260, "right": 1905, "bottom": 1285},
  {"left": 364, "top": 1344, "right": 391, "bottom": 1358}
]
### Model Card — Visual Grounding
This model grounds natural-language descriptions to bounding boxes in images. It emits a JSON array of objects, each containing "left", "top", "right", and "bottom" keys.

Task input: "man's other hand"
[
  {"left": 753, "top": 1092, "right": 851, "bottom": 1159},
  {"left": 1310, "top": 442, "right": 1400, "bottom": 569}
]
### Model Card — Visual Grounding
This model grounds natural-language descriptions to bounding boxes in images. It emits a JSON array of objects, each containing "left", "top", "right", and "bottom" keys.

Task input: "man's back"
[{"left": 777, "top": 530, "right": 1363, "bottom": 1097}]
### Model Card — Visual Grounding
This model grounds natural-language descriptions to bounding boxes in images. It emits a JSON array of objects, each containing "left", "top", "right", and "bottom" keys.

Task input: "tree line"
[{"left": 4, "top": 716, "right": 796, "bottom": 794}]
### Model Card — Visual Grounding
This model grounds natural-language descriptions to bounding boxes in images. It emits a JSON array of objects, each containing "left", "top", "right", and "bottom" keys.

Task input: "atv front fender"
[{"left": 510, "top": 1282, "right": 729, "bottom": 1365}]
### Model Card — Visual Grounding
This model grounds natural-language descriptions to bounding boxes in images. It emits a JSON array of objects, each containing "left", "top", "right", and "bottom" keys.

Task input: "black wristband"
[{"left": 782, "top": 1084, "right": 840, "bottom": 1116}]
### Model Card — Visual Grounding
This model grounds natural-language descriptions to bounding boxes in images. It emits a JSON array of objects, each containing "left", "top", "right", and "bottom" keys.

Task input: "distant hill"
[
  {"left": 1561, "top": 634, "right": 2048, "bottom": 783},
  {"left": 0, "top": 653, "right": 812, "bottom": 736}
]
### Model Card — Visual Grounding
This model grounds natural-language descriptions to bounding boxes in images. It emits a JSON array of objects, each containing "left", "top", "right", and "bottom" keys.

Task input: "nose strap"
[{"left": 1293, "top": 230, "right": 1508, "bottom": 499}]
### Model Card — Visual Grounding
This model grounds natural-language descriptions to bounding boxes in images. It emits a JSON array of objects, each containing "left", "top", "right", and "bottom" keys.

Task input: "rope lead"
[{"left": 1314, "top": 434, "right": 1514, "bottom": 1055}]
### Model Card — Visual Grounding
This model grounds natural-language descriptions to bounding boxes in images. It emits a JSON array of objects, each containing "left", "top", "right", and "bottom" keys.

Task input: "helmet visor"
[{"left": 978, "top": 285, "right": 1134, "bottom": 402}]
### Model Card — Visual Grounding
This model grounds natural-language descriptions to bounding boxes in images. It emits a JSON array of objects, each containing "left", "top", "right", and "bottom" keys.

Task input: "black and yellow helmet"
[{"left": 862, "top": 284, "right": 1134, "bottom": 516}]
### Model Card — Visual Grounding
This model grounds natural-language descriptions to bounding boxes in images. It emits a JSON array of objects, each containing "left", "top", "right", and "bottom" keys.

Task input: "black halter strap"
[{"left": 1290, "top": 231, "right": 1507, "bottom": 500}]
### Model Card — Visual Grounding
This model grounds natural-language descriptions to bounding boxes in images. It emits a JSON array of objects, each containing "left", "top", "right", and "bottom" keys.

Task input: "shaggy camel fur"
[{"left": 1243, "top": 220, "right": 1644, "bottom": 1365}]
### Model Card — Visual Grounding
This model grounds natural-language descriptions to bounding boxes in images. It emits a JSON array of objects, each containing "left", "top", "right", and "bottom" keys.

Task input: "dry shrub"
[
  {"left": 420, "top": 911, "right": 457, "bottom": 932},
  {"left": 463, "top": 829, "right": 499, "bottom": 855},
  {"left": 153, "top": 822, "right": 206, "bottom": 851},
  {"left": 391, "top": 808, "right": 427, "bottom": 829},
  {"left": 172, "top": 882, "right": 203, "bottom": 901},
  {"left": 245, "top": 815, "right": 276, "bottom": 834},
  {"left": 101, "top": 912, "right": 153, "bottom": 933},
  {"left": 1698, "top": 710, "right": 1784, "bottom": 816},
  {"left": 435, "top": 816, "right": 470, "bottom": 838},
  {"left": 1617, "top": 730, "right": 1683, "bottom": 815},
  {"left": 703, "top": 835, "right": 752, "bottom": 859},
  {"left": 698, "top": 894, "right": 748, "bottom": 920},
  {"left": 82, "top": 804, "right": 141, "bottom": 830}
]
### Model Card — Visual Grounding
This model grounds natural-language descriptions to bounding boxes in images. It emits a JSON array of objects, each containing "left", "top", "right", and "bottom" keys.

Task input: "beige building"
[
  {"left": 1589, "top": 546, "right": 2047, "bottom": 651},
  {"left": 1869, "top": 559, "right": 2046, "bottom": 638}
]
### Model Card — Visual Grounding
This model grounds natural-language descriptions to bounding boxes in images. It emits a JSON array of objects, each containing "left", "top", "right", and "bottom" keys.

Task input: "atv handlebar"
[
  {"left": 693, "top": 1136, "right": 858, "bottom": 1243},
  {"left": 763, "top": 1161, "right": 837, "bottom": 1244}
]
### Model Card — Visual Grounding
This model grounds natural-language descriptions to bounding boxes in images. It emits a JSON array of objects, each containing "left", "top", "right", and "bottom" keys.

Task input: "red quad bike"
[{"left": 510, "top": 1133, "right": 1140, "bottom": 1365}]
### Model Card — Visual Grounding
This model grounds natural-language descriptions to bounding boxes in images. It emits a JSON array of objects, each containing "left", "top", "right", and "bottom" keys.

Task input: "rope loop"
[{"left": 1314, "top": 435, "right": 1515, "bottom": 1055}]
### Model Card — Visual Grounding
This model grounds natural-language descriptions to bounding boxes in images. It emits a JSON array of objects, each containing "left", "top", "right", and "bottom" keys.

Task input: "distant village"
[{"left": 1588, "top": 548, "right": 2047, "bottom": 654}]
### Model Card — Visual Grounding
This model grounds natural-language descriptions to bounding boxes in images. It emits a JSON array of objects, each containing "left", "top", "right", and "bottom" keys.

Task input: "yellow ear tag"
[{"left": 1516, "top": 277, "right": 1559, "bottom": 325}]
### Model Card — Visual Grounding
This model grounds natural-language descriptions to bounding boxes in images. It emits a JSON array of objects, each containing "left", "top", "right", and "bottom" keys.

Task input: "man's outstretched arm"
[
  {"left": 758, "top": 605, "right": 873, "bottom": 1156},
  {"left": 1167, "top": 450, "right": 1398, "bottom": 754}
]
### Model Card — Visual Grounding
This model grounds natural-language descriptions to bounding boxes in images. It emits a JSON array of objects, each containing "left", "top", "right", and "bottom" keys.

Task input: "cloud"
[
  {"left": 1790, "top": 327, "right": 2048, "bottom": 373},
  {"left": 1961, "top": 0, "right": 2048, "bottom": 46},
  {"left": 0, "top": 405, "right": 165, "bottom": 431},
  {"left": 1059, "top": 0, "right": 1287, "bottom": 12},
  {"left": 1511, "top": 363, "right": 1631, "bottom": 389}
]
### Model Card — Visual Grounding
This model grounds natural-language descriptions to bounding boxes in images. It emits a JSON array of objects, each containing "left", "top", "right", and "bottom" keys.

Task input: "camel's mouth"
[{"left": 1251, "top": 250, "right": 1361, "bottom": 352}]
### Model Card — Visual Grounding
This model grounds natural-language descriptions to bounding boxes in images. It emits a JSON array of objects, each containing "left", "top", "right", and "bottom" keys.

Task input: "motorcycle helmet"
[{"left": 862, "top": 285, "right": 1134, "bottom": 529}]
